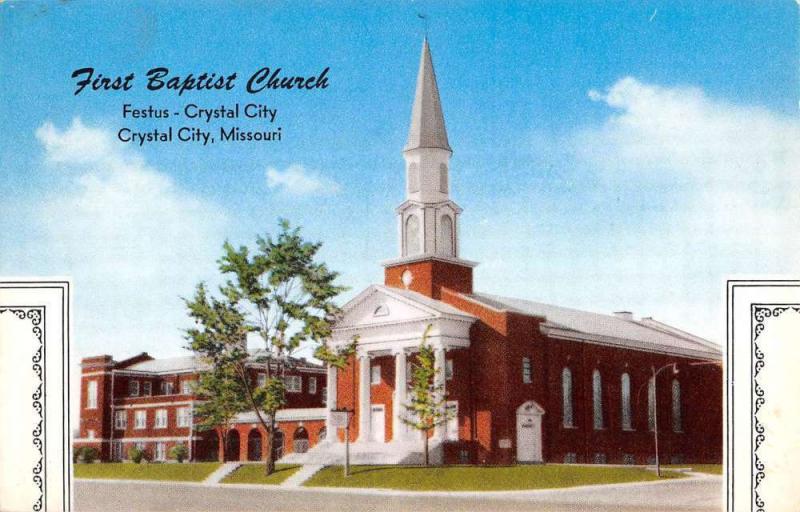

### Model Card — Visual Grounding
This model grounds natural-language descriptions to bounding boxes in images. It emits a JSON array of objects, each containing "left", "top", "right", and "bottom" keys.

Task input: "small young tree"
[
  {"left": 402, "top": 326, "right": 452, "bottom": 466},
  {"left": 186, "top": 219, "right": 345, "bottom": 475},
  {"left": 191, "top": 357, "right": 249, "bottom": 461}
]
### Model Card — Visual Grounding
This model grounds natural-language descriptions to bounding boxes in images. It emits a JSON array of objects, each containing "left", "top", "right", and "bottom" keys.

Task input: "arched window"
[
  {"left": 439, "top": 163, "right": 448, "bottom": 193},
  {"left": 405, "top": 215, "right": 420, "bottom": 255},
  {"left": 440, "top": 215, "right": 454, "bottom": 256},
  {"left": 562, "top": 368, "right": 573, "bottom": 428},
  {"left": 647, "top": 376, "right": 656, "bottom": 431},
  {"left": 671, "top": 379, "right": 682, "bottom": 432},
  {"left": 621, "top": 373, "right": 632, "bottom": 430},
  {"left": 593, "top": 369, "right": 604, "bottom": 430},
  {"left": 408, "top": 163, "right": 420, "bottom": 193}
]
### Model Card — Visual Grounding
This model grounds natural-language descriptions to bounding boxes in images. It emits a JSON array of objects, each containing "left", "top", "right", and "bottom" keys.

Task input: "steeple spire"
[{"left": 404, "top": 38, "right": 451, "bottom": 153}]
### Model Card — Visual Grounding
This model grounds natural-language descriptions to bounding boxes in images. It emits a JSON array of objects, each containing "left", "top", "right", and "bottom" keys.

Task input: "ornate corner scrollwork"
[
  {"left": 0, "top": 307, "right": 45, "bottom": 512},
  {"left": 751, "top": 304, "right": 800, "bottom": 512}
]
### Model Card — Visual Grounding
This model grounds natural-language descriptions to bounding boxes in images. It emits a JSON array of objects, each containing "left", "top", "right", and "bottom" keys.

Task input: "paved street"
[{"left": 75, "top": 477, "right": 723, "bottom": 512}]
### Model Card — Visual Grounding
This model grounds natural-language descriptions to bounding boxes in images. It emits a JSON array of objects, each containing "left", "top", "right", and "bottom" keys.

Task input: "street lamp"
[{"left": 651, "top": 363, "right": 679, "bottom": 477}]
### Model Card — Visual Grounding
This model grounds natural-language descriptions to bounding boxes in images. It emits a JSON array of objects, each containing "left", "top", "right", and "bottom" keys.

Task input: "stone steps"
[
  {"left": 280, "top": 439, "right": 443, "bottom": 465},
  {"left": 203, "top": 461, "right": 242, "bottom": 484}
]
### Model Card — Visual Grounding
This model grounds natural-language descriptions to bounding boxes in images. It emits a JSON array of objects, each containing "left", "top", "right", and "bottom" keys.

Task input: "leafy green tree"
[
  {"left": 402, "top": 325, "right": 452, "bottom": 465},
  {"left": 186, "top": 219, "right": 346, "bottom": 475},
  {"left": 191, "top": 357, "right": 250, "bottom": 461}
]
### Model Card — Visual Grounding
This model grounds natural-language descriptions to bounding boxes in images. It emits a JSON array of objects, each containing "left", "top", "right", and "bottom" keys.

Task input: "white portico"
[{"left": 325, "top": 284, "right": 475, "bottom": 445}]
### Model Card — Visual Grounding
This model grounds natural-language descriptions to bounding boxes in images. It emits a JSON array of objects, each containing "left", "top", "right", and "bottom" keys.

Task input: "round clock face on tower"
[{"left": 401, "top": 269, "right": 413, "bottom": 289}]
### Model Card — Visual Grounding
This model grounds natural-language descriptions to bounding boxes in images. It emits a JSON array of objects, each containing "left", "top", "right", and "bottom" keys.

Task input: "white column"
[
  {"left": 325, "top": 365, "right": 338, "bottom": 443},
  {"left": 358, "top": 354, "right": 371, "bottom": 442},
  {"left": 393, "top": 350, "right": 407, "bottom": 442},
  {"left": 433, "top": 347, "right": 447, "bottom": 439}
]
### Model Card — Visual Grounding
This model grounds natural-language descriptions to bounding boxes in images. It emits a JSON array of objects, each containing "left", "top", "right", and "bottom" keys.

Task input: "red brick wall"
[{"left": 385, "top": 259, "right": 473, "bottom": 299}]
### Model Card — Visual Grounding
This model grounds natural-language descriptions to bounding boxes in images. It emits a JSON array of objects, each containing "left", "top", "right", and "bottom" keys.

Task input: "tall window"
[
  {"left": 562, "top": 368, "right": 574, "bottom": 428},
  {"left": 177, "top": 407, "right": 192, "bottom": 428},
  {"left": 522, "top": 357, "right": 532, "bottom": 384},
  {"left": 370, "top": 364, "right": 381, "bottom": 385},
  {"left": 672, "top": 379, "right": 682, "bottom": 432},
  {"left": 445, "top": 359, "right": 454, "bottom": 380},
  {"left": 87, "top": 380, "right": 98, "bottom": 409},
  {"left": 309, "top": 377, "right": 317, "bottom": 394},
  {"left": 181, "top": 380, "right": 193, "bottom": 395},
  {"left": 128, "top": 380, "right": 139, "bottom": 397},
  {"left": 621, "top": 373, "right": 632, "bottom": 430},
  {"left": 592, "top": 369, "right": 604, "bottom": 430},
  {"left": 408, "top": 163, "right": 420, "bottom": 193},
  {"left": 161, "top": 381, "right": 174, "bottom": 395},
  {"left": 405, "top": 215, "right": 421, "bottom": 255},
  {"left": 134, "top": 410, "right": 147, "bottom": 429},
  {"left": 439, "top": 163, "right": 448, "bottom": 193},
  {"left": 440, "top": 215, "right": 454, "bottom": 256},
  {"left": 155, "top": 442, "right": 166, "bottom": 461},
  {"left": 648, "top": 376, "right": 656, "bottom": 431},
  {"left": 114, "top": 410, "right": 127, "bottom": 429},
  {"left": 155, "top": 409, "right": 168, "bottom": 429},
  {"left": 143, "top": 381, "right": 152, "bottom": 396}
]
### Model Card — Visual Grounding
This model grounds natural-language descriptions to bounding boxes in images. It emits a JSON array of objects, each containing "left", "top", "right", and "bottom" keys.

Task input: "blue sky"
[{"left": 1, "top": 1, "right": 799, "bottom": 372}]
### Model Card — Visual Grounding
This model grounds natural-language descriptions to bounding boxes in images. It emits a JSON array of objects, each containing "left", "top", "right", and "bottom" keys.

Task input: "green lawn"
[
  {"left": 303, "top": 464, "right": 684, "bottom": 491},
  {"left": 73, "top": 462, "right": 221, "bottom": 482},
  {"left": 665, "top": 464, "right": 723, "bottom": 475},
  {"left": 221, "top": 463, "right": 301, "bottom": 485}
]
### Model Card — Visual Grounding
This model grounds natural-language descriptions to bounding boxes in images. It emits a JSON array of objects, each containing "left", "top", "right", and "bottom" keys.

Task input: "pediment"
[{"left": 334, "top": 286, "right": 441, "bottom": 330}]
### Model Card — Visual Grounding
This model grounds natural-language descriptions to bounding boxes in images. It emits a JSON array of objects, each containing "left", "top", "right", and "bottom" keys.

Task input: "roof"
[
  {"left": 468, "top": 292, "right": 722, "bottom": 360},
  {"left": 378, "top": 284, "right": 476, "bottom": 320},
  {"left": 404, "top": 38, "right": 451, "bottom": 153},
  {"left": 120, "top": 352, "right": 323, "bottom": 375}
]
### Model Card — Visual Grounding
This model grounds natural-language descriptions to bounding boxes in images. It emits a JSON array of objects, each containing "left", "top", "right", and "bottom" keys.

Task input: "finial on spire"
[{"left": 404, "top": 37, "right": 451, "bottom": 153}]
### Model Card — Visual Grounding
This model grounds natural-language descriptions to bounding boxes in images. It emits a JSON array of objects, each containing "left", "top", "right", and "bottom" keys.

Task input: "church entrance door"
[{"left": 516, "top": 401, "right": 544, "bottom": 463}]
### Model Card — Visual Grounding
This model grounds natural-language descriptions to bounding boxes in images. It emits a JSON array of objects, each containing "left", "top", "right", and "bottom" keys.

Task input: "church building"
[{"left": 310, "top": 39, "right": 723, "bottom": 466}]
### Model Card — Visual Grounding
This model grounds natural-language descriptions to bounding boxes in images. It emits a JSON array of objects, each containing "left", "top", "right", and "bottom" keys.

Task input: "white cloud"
[
  {"left": 266, "top": 164, "right": 340, "bottom": 196},
  {"left": 23, "top": 119, "right": 228, "bottom": 357}
]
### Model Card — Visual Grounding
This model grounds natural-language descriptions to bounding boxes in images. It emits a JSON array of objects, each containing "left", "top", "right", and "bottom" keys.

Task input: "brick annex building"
[
  {"left": 74, "top": 352, "right": 328, "bottom": 462},
  {"left": 76, "top": 39, "right": 723, "bottom": 465}
]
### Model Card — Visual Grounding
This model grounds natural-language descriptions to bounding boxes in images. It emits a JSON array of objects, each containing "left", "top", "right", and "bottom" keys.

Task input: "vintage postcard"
[{"left": 1, "top": 2, "right": 798, "bottom": 511}]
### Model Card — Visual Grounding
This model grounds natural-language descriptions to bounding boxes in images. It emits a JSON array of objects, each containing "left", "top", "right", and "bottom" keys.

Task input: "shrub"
[
  {"left": 74, "top": 446, "right": 99, "bottom": 464},
  {"left": 128, "top": 446, "right": 151, "bottom": 464},
  {"left": 169, "top": 444, "right": 189, "bottom": 463}
]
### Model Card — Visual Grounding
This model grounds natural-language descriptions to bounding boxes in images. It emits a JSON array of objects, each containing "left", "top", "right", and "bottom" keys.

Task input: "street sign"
[{"left": 330, "top": 410, "right": 349, "bottom": 428}]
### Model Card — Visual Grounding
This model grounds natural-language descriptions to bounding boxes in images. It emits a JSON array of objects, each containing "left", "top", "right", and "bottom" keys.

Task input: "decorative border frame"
[
  {"left": 0, "top": 306, "right": 46, "bottom": 511},
  {"left": 751, "top": 304, "right": 800, "bottom": 512}
]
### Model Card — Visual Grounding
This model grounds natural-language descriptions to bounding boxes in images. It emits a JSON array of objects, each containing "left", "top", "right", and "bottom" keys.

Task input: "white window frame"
[
  {"left": 134, "top": 410, "right": 147, "bottom": 430},
  {"left": 445, "top": 359, "right": 454, "bottom": 381},
  {"left": 155, "top": 409, "right": 168, "bottom": 429},
  {"left": 143, "top": 381, "right": 152, "bottom": 396},
  {"left": 87, "top": 380, "right": 98, "bottom": 409},
  {"left": 177, "top": 407, "right": 192, "bottom": 428},
  {"left": 309, "top": 376, "right": 317, "bottom": 394},
  {"left": 181, "top": 380, "right": 192, "bottom": 395},
  {"left": 257, "top": 372, "right": 267, "bottom": 388},
  {"left": 522, "top": 357, "right": 532, "bottom": 384},
  {"left": 621, "top": 373, "right": 633, "bottom": 431},
  {"left": 161, "top": 381, "right": 174, "bottom": 395},
  {"left": 129, "top": 380, "right": 140, "bottom": 397},
  {"left": 114, "top": 410, "right": 128, "bottom": 430},
  {"left": 155, "top": 442, "right": 166, "bottom": 461},
  {"left": 672, "top": 379, "right": 683, "bottom": 433},
  {"left": 593, "top": 369, "right": 604, "bottom": 430},
  {"left": 284, "top": 375, "right": 302, "bottom": 393},
  {"left": 562, "top": 367, "right": 574, "bottom": 428},
  {"left": 370, "top": 364, "right": 381, "bottom": 385},
  {"left": 445, "top": 401, "right": 458, "bottom": 440}
]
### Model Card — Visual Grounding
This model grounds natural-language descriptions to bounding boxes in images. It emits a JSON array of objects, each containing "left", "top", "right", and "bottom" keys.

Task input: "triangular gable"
[{"left": 334, "top": 285, "right": 445, "bottom": 330}]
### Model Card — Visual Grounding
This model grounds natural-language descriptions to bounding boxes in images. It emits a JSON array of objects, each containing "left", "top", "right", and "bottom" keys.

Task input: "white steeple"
[{"left": 396, "top": 38, "right": 463, "bottom": 261}]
